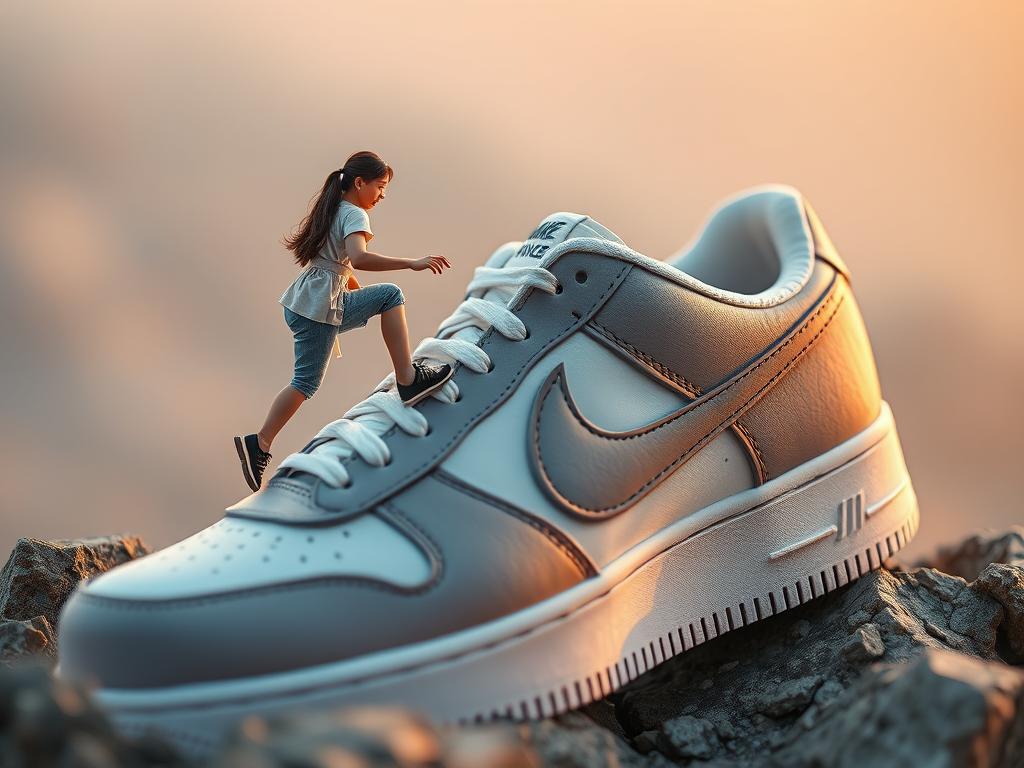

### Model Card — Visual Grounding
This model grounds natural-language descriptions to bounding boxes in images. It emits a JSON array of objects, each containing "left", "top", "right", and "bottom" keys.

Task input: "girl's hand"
[{"left": 410, "top": 255, "right": 451, "bottom": 274}]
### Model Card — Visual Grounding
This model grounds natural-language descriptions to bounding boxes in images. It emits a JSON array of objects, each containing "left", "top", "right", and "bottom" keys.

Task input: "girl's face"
[{"left": 353, "top": 174, "right": 389, "bottom": 210}]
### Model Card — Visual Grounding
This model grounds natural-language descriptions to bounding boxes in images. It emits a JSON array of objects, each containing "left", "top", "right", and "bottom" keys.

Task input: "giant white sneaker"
[{"left": 56, "top": 185, "right": 919, "bottom": 758}]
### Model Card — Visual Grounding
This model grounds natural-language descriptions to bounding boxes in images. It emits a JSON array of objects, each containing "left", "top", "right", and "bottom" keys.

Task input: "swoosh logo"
[{"left": 528, "top": 277, "right": 844, "bottom": 518}]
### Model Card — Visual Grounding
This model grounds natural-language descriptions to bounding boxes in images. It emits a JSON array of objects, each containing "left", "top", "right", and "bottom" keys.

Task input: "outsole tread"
[{"left": 463, "top": 509, "right": 919, "bottom": 725}]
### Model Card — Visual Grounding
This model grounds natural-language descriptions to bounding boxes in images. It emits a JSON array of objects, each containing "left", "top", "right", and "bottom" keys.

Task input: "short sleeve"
[{"left": 340, "top": 205, "right": 373, "bottom": 243}]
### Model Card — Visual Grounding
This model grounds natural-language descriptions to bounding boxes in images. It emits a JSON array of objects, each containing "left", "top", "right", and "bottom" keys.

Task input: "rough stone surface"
[
  {"left": 0, "top": 530, "right": 1021, "bottom": 766},
  {"left": 0, "top": 616, "right": 55, "bottom": 665},
  {"left": 765, "top": 648, "right": 1024, "bottom": 768},
  {"left": 974, "top": 563, "right": 1024, "bottom": 662},
  {"left": 840, "top": 622, "right": 886, "bottom": 662},
  {"left": 0, "top": 659, "right": 185, "bottom": 767},
  {"left": 525, "top": 710, "right": 677, "bottom": 767},
  {"left": 0, "top": 535, "right": 150, "bottom": 630},
  {"left": 216, "top": 707, "right": 539, "bottom": 768},
  {"left": 924, "top": 527, "right": 1024, "bottom": 581}
]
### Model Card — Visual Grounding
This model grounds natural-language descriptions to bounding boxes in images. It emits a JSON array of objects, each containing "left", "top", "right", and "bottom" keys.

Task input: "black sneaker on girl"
[
  {"left": 234, "top": 434, "right": 272, "bottom": 492},
  {"left": 397, "top": 359, "right": 454, "bottom": 405}
]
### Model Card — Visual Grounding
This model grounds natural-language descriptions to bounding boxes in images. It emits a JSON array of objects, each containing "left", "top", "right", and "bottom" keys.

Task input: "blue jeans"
[{"left": 284, "top": 282, "right": 405, "bottom": 399}]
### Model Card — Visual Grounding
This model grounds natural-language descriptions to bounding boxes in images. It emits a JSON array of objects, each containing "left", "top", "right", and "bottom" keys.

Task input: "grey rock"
[
  {"left": 914, "top": 566, "right": 968, "bottom": 603},
  {"left": 0, "top": 660, "right": 186, "bottom": 767},
  {"left": 840, "top": 623, "right": 885, "bottom": 663},
  {"left": 714, "top": 720, "right": 737, "bottom": 741},
  {"left": 755, "top": 675, "right": 823, "bottom": 718},
  {"left": 789, "top": 619, "right": 812, "bottom": 640},
  {"left": 951, "top": 583, "right": 1006, "bottom": 656},
  {"left": 811, "top": 678, "right": 846, "bottom": 710},
  {"left": 924, "top": 527, "right": 1024, "bottom": 581},
  {"left": 578, "top": 698, "right": 630, "bottom": 742},
  {"left": 526, "top": 711, "right": 661, "bottom": 767},
  {"left": 974, "top": 563, "right": 1024, "bottom": 661},
  {"left": 0, "top": 535, "right": 150, "bottom": 630},
  {"left": 844, "top": 608, "right": 873, "bottom": 629},
  {"left": 767, "top": 648, "right": 1024, "bottom": 768},
  {"left": 659, "top": 715, "right": 720, "bottom": 760},
  {"left": 0, "top": 615, "right": 54, "bottom": 666},
  {"left": 217, "top": 706, "right": 539, "bottom": 768},
  {"left": 0, "top": 535, "right": 149, "bottom": 668}
]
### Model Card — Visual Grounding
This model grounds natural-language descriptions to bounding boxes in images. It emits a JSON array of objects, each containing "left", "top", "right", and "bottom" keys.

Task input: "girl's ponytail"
[{"left": 284, "top": 150, "right": 393, "bottom": 267}]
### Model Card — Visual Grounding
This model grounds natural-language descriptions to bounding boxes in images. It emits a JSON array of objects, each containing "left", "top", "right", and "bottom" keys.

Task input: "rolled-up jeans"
[{"left": 284, "top": 282, "right": 405, "bottom": 399}]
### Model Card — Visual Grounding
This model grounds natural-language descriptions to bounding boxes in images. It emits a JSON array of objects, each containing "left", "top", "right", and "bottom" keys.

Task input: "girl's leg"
[
  {"left": 380, "top": 304, "right": 416, "bottom": 386},
  {"left": 257, "top": 386, "right": 306, "bottom": 452},
  {"left": 339, "top": 283, "right": 415, "bottom": 385},
  {"left": 257, "top": 309, "right": 334, "bottom": 451}
]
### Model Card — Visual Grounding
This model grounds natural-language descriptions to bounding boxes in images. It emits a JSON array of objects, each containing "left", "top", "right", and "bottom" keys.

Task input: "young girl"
[{"left": 234, "top": 150, "right": 454, "bottom": 492}]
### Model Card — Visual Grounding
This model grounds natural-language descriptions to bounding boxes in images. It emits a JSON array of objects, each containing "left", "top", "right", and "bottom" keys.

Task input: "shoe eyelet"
[
  {"left": 575, "top": 270, "right": 588, "bottom": 284},
  {"left": 453, "top": 392, "right": 463, "bottom": 402},
  {"left": 485, "top": 360, "right": 495, "bottom": 373},
  {"left": 521, "top": 328, "right": 531, "bottom": 341},
  {"left": 554, "top": 283, "right": 563, "bottom": 295},
  {"left": 423, "top": 425, "right": 433, "bottom": 436}
]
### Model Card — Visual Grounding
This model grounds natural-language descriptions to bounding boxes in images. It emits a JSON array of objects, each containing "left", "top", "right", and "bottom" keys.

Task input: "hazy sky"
[{"left": 1, "top": 1, "right": 1021, "bottom": 564}]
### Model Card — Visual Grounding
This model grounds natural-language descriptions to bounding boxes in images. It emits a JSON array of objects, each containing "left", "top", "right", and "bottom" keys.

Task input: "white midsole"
[{"left": 86, "top": 401, "right": 917, "bottom": 754}]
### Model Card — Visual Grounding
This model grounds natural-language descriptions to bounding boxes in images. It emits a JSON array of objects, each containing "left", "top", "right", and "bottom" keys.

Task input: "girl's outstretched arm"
[{"left": 345, "top": 233, "right": 450, "bottom": 274}]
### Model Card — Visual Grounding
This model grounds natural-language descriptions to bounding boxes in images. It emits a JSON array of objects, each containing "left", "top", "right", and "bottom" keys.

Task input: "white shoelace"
[{"left": 276, "top": 265, "right": 560, "bottom": 488}]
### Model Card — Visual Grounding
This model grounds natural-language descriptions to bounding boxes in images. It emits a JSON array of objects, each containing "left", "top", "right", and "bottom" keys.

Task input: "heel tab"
[{"left": 802, "top": 200, "right": 852, "bottom": 281}]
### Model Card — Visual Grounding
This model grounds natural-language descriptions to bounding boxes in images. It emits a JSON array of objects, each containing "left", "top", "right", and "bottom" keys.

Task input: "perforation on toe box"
[{"left": 83, "top": 514, "right": 434, "bottom": 600}]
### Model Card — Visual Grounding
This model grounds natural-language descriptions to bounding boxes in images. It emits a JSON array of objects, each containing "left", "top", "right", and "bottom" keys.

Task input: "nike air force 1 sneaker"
[{"left": 56, "top": 185, "right": 919, "bottom": 758}]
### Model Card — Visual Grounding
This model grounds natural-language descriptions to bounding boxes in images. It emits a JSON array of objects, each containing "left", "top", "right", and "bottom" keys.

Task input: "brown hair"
[{"left": 284, "top": 150, "right": 394, "bottom": 267}]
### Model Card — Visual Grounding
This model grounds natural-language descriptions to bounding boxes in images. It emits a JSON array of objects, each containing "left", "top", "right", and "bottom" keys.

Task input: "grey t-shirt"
[{"left": 279, "top": 201, "right": 373, "bottom": 325}]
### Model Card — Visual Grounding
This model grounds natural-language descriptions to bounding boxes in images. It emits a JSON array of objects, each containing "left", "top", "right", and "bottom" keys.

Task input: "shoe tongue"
[
  {"left": 486, "top": 211, "right": 624, "bottom": 271},
  {"left": 445, "top": 212, "right": 623, "bottom": 338}
]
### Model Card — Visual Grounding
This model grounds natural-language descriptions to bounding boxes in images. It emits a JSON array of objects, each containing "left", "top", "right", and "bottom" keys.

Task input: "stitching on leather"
[
  {"left": 376, "top": 503, "right": 446, "bottom": 594},
  {"left": 585, "top": 319, "right": 702, "bottom": 398},
  {"left": 431, "top": 470, "right": 596, "bottom": 578},
  {"left": 733, "top": 419, "right": 769, "bottom": 483},
  {"left": 79, "top": 509, "right": 448, "bottom": 607},
  {"left": 79, "top": 573, "right": 429, "bottom": 609},
  {"left": 535, "top": 283, "right": 843, "bottom": 514},
  {"left": 268, "top": 480, "right": 314, "bottom": 502},
  {"left": 584, "top": 319, "right": 767, "bottom": 482},
  {"left": 554, "top": 285, "right": 839, "bottom": 443},
  {"left": 324, "top": 259, "right": 631, "bottom": 512}
]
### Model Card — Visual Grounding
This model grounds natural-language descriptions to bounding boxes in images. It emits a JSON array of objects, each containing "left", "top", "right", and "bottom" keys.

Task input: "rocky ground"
[{"left": 1, "top": 528, "right": 1022, "bottom": 767}]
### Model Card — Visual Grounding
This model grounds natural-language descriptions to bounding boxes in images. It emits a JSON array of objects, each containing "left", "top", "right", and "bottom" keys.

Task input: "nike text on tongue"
[{"left": 514, "top": 220, "right": 570, "bottom": 260}]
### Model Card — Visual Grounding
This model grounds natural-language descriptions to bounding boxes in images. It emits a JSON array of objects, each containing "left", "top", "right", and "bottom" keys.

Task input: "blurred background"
[{"left": 0, "top": 1, "right": 1020, "bottom": 564}]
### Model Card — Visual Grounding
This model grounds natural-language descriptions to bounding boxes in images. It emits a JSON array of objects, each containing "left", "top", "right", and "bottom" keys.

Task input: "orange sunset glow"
[{"left": 0, "top": 1, "right": 1021, "bottom": 564}]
